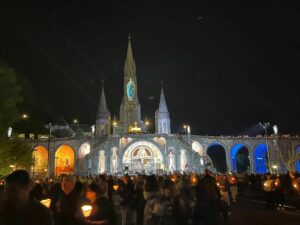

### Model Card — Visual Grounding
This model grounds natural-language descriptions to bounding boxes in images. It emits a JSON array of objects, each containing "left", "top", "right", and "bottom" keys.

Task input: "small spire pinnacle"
[
  {"left": 158, "top": 84, "right": 169, "bottom": 114},
  {"left": 97, "top": 81, "right": 110, "bottom": 120}
]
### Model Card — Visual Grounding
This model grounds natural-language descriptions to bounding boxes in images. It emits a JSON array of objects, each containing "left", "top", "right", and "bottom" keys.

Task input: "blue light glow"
[
  {"left": 296, "top": 147, "right": 300, "bottom": 172},
  {"left": 254, "top": 143, "right": 268, "bottom": 173},
  {"left": 231, "top": 143, "right": 249, "bottom": 172}
]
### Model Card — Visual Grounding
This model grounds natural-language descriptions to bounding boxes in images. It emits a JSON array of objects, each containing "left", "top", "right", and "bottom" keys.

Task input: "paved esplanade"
[{"left": 226, "top": 198, "right": 299, "bottom": 225}]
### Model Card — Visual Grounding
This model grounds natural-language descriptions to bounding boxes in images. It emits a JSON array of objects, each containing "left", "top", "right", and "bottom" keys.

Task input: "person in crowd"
[
  {"left": 196, "top": 169, "right": 221, "bottom": 225},
  {"left": 273, "top": 176, "right": 285, "bottom": 210},
  {"left": 120, "top": 175, "right": 136, "bottom": 225},
  {"left": 143, "top": 175, "right": 161, "bottom": 225},
  {"left": 55, "top": 175, "right": 85, "bottom": 225},
  {"left": 89, "top": 179, "right": 116, "bottom": 225},
  {"left": 111, "top": 179, "right": 123, "bottom": 225},
  {"left": 217, "top": 174, "right": 231, "bottom": 219},
  {"left": 173, "top": 184, "right": 195, "bottom": 225},
  {"left": 134, "top": 175, "right": 146, "bottom": 225},
  {"left": 156, "top": 178, "right": 176, "bottom": 225},
  {"left": 263, "top": 173, "right": 275, "bottom": 207},
  {"left": 227, "top": 173, "right": 238, "bottom": 203},
  {"left": 0, "top": 170, "right": 53, "bottom": 225}
]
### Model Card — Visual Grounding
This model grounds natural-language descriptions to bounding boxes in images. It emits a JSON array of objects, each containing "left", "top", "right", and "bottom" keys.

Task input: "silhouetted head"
[{"left": 5, "top": 170, "right": 32, "bottom": 202}]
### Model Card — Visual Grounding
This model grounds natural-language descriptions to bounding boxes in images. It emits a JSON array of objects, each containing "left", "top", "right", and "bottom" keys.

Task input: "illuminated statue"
[
  {"left": 180, "top": 149, "right": 187, "bottom": 172},
  {"left": 169, "top": 151, "right": 175, "bottom": 172},
  {"left": 111, "top": 148, "right": 118, "bottom": 173},
  {"left": 127, "top": 78, "right": 135, "bottom": 100},
  {"left": 99, "top": 151, "right": 105, "bottom": 174}
]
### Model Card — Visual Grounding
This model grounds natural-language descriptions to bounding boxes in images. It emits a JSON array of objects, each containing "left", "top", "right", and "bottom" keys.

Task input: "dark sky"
[{"left": 1, "top": 0, "right": 300, "bottom": 135}]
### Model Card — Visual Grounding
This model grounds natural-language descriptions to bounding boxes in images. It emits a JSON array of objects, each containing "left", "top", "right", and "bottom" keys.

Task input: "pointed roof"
[
  {"left": 124, "top": 34, "right": 136, "bottom": 76},
  {"left": 97, "top": 81, "right": 110, "bottom": 119},
  {"left": 158, "top": 81, "right": 169, "bottom": 114}
]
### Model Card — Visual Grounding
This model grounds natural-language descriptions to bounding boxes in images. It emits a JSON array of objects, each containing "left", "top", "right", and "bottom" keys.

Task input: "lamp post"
[
  {"left": 22, "top": 113, "right": 29, "bottom": 138},
  {"left": 145, "top": 120, "right": 149, "bottom": 133},
  {"left": 259, "top": 122, "right": 272, "bottom": 173},
  {"left": 183, "top": 125, "right": 187, "bottom": 135},
  {"left": 45, "top": 123, "right": 52, "bottom": 177}
]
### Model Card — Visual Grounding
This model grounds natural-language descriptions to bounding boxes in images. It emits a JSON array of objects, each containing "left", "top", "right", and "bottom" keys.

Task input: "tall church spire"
[
  {"left": 155, "top": 81, "right": 171, "bottom": 134},
  {"left": 124, "top": 33, "right": 136, "bottom": 77},
  {"left": 96, "top": 81, "right": 111, "bottom": 137},
  {"left": 158, "top": 81, "right": 169, "bottom": 114},
  {"left": 97, "top": 81, "right": 110, "bottom": 118}
]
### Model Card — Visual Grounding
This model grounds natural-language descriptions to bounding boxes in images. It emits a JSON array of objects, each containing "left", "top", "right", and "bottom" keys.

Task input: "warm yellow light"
[
  {"left": 40, "top": 199, "right": 51, "bottom": 208},
  {"left": 113, "top": 185, "right": 119, "bottom": 191},
  {"left": 183, "top": 125, "right": 187, "bottom": 129},
  {"left": 81, "top": 205, "right": 93, "bottom": 218},
  {"left": 145, "top": 121, "right": 149, "bottom": 126},
  {"left": 22, "top": 114, "right": 28, "bottom": 119},
  {"left": 272, "top": 165, "right": 278, "bottom": 169},
  {"left": 73, "top": 119, "right": 78, "bottom": 124},
  {"left": 217, "top": 182, "right": 220, "bottom": 187},
  {"left": 113, "top": 121, "right": 117, "bottom": 127}
]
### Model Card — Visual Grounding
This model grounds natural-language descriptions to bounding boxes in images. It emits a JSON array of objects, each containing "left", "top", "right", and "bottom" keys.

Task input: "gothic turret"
[
  {"left": 96, "top": 81, "right": 111, "bottom": 137},
  {"left": 155, "top": 82, "right": 171, "bottom": 134}
]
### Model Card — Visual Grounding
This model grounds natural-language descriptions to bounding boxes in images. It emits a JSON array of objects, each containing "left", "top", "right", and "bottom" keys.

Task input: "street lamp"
[
  {"left": 22, "top": 113, "right": 29, "bottom": 138},
  {"left": 183, "top": 125, "right": 187, "bottom": 135},
  {"left": 145, "top": 120, "right": 149, "bottom": 133},
  {"left": 45, "top": 123, "right": 52, "bottom": 177},
  {"left": 259, "top": 122, "right": 272, "bottom": 173}
]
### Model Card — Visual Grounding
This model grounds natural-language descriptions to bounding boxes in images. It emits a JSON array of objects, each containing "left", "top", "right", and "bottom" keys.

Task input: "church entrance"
[{"left": 122, "top": 141, "right": 164, "bottom": 174}]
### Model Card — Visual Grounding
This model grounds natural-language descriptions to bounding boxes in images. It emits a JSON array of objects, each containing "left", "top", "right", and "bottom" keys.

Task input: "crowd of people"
[{"left": 0, "top": 170, "right": 300, "bottom": 225}]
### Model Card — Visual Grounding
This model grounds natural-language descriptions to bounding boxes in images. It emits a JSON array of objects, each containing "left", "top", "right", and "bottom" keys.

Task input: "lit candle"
[
  {"left": 40, "top": 199, "right": 51, "bottom": 208},
  {"left": 81, "top": 205, "right": 93, "bottom": 218},
  {"left": 113, "top": 185, "right": 119, "bottom": 191}
]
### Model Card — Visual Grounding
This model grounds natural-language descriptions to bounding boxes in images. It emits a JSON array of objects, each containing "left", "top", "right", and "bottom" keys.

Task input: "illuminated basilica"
[{"left": 31, "top": 37, "right": 300, "bottom": 177}]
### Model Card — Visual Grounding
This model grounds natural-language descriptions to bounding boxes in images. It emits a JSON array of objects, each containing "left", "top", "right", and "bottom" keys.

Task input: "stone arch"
[
  {"left": 231, "top": 143, "right": 250, "bottom": 173},
  {"left": 254, "top": 143, "right": 268, "bottom": 174},
  {"left": 122, "top": 140, "right": 164, "bottom": 173},
  {"left": 54, "top": 144, "right": 75, "bottom": 176},
  {"left": 192, "top": 141, "right": 204, "bottom": 156},
  {"left": 32, "top": 146, "right": 48, "bottom": 176},
  {"left": 296, "top": 146, "right": 300, "bottom": 172},
  {"left": 206, "top": 142, "right": 227, "bottom": 173}
]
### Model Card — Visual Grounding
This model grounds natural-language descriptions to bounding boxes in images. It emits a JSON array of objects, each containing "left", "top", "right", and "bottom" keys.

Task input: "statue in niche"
[
  {"left": 112, "top": 148, "right": 118, "bottom": 173},
  {"left": 169, "top": 151, "right": 175, "bottom": 172},
  {"left": 99, "top": 151, "right": 105, "bottom": 173}
]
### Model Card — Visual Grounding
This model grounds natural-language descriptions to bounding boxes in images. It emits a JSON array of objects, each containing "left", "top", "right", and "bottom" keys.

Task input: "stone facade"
[
  {"left": 28, "top": 37, "right": 300, "bottom": 177},
  {"left": 30, "top": 134, "right": 300, "bottom": 177}
]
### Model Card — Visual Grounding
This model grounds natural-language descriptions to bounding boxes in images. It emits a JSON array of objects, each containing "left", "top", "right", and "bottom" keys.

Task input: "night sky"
[{"left": 1, "top": 0, "right": 300, "bottom": 135}]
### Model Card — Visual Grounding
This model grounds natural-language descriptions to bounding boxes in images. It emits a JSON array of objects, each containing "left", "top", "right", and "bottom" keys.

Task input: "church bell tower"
[{"left": 118, "top": 35, "right": 144, "bottom": 133}]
